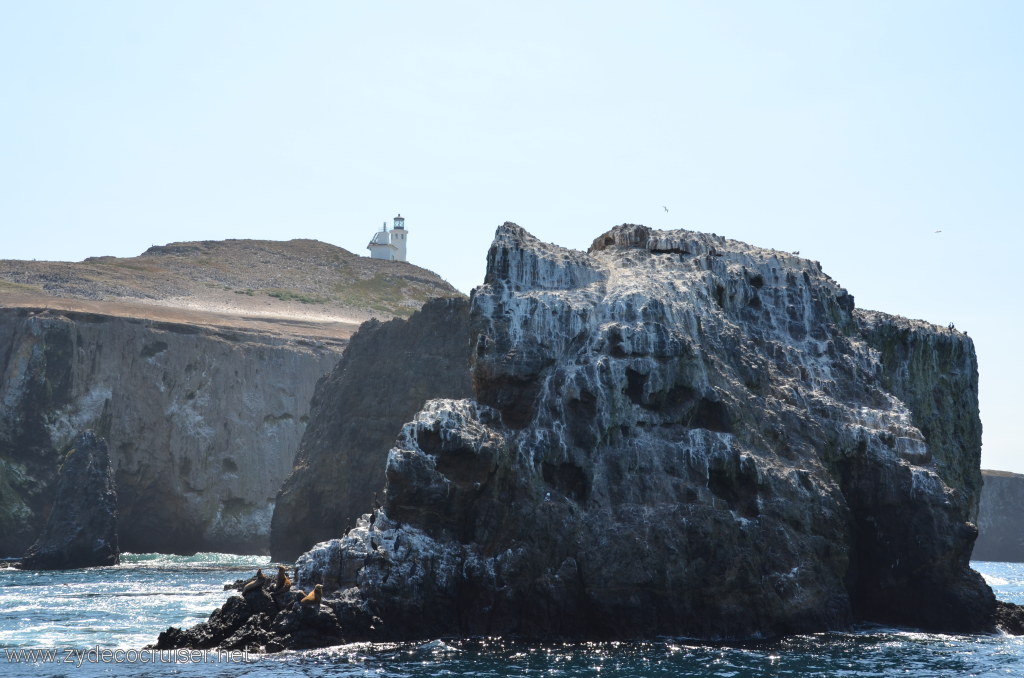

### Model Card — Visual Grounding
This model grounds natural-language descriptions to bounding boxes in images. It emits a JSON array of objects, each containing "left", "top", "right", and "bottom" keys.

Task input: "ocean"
[{"left": 1, "top": 553, "right": 1021, "bottom": 677}]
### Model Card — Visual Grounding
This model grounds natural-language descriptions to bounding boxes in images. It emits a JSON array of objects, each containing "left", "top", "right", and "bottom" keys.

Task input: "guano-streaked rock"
[
  {"left": 300, "top": 222, "right": 991, "bottom": 640},
  {"left": 172, "top": 221, "right": 996, "bottom": 647}
]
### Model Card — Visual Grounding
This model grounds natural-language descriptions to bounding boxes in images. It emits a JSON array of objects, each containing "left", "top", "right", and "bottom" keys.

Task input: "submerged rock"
[
  {"left": 168, "top": 222, "right": 997, "bottom": 647},
  {"left": 974, "top": 470, "right": 1024, "bottom": 562},
  {"left": 20, "top": 431, "right": 118, "bottom": 569}
]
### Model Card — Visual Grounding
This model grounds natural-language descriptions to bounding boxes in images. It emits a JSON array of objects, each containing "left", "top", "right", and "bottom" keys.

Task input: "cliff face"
[
  {"left": 0, "top": 307, "right": 341, "bottom": 556},
  {"left": 270, "top": 297, "right": 473, "bottom": 561},
  {"left": 296, "top": 223, "right": 991, "bottom": 640},
  {"left": 974, "top": 470, "right": 1024, "bottom": 562},
  {"left": 858, "top": 313, "right": 983, "bottom": 523},
  {"left": 20, "top": 431, "right": 119, "bottom": 569}
]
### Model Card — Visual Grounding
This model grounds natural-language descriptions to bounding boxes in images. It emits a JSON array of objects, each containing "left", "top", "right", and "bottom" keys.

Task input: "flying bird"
[
  {"left": 663, "top": 206, "right": 669, "bottom": 213},
  {"left": 934, "top": 230, "right": 942, "bottom": 234}
]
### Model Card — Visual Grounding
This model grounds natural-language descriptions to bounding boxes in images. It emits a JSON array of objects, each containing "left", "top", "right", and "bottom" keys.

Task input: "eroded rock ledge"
[{"left": 168, "top": 222, "right": 1002, "bottom": 647}]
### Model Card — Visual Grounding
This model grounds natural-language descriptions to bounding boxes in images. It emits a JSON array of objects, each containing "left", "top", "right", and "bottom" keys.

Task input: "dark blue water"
[{"left": 1, "top": 554, "right": 1021, "bottom": 676}]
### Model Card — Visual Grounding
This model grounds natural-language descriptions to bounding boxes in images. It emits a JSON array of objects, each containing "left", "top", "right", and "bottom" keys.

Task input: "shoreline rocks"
[
  {"left": 154, "top": 569, "right": 346, "bottom": 652},
  {"left": 157, "top": 569, "right": 1024, "bottom": 653}
]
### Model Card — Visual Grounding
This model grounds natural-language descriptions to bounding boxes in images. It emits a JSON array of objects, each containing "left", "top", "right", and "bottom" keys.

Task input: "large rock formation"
[
  {"left": 0, "top": 308, "right": 341, "bottom": 556},
  {"left": 270, "top": 297, "right": 473, "bottom": 561},
  {"left": 168, "top": 222, "right": 995, "bottom": 647},
  {"left": 974, "top": 470, "right": 1024, "bottom": 562},
  {"left": 21, "top": 431, "right": 119, "bottom": 569},
  {"left": 293, "top": 223, "right": 992, "bottom": 641}
]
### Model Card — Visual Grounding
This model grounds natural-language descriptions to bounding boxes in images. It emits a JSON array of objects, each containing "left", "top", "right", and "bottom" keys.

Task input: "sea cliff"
[
  {"left": 974, "top": 470, "right": 1024, "bottom": 562},
  {"left": 271, "top": 297, "right": 474, "bottom": 561},
  {"left": 20, "top": 430, "right": 119, "bottom": 569},
  {"left": 0, "top": 307, "right": 340, "bottom": 555}
]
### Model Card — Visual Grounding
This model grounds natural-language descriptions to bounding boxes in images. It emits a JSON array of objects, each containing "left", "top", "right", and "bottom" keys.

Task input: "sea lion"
[
  {"left": 274, "top": 565, "right": 292, "bottom": 592},
  {"left": 299, "top": 584, "right": 322, "bottom": 606},
  {"left": 242, "top": 568, "right": 266, "bottom": 595}
]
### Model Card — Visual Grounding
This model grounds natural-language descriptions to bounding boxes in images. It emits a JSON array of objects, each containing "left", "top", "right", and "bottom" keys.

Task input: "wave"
[{"left": 118, "top": 552, "right": 273, "bottom": 569}]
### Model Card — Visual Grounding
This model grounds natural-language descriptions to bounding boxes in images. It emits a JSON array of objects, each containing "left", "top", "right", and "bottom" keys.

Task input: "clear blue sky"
[{"left": 2, "top": 2, "right": 1021, "bottom": 472}]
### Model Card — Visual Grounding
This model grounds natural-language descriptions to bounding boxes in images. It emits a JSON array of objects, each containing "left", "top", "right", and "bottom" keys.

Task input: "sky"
[{"left": 1, "top": 1, "right": 1021, "bottom": 472}]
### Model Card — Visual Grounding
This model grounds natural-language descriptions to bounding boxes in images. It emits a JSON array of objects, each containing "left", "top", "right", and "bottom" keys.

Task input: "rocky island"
[{"left": 160, "top": 222, "right": 1005, "bottom": 650}]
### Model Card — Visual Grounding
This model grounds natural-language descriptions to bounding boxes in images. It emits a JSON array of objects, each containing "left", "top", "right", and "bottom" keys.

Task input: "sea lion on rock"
[
  {"left": 242, "top": 568, "right": 266, "bottom": 595},
  {"left": 299, "top": 584, "right": 322, "bottom": 607},
  {"left": 275, "top": 565, "right": 292, "bottom": 592}
]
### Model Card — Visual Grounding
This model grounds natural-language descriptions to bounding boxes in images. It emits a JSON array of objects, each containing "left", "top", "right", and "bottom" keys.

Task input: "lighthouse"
[
  {"left": 390, "top": 214, "right": 407, "bottom": 262},
  {"left": 367, "top": 214, "right": 408, "bottom": 262}
]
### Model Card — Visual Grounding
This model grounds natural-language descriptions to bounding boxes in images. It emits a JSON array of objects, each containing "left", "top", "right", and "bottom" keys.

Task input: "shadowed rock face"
[
  {"left": 270, "top": 297, "right": 473, "bottom": 561},
  {"left": 0, "top": 308, "right": 340, "bottom": 556},
  {"left": 21, "top": 431, "right": 118, "bottom": 569},
  {"left": 291, "top": 222, "right": 991, "bottom": 640},
  {"left": 974, "top": 470, "right": 1024, "bottom": 562}
]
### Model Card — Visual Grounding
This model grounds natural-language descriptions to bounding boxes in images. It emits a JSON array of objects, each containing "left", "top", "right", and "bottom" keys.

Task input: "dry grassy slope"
[{"left": 0, "top": 239, "right": 464, "bottom": 340}]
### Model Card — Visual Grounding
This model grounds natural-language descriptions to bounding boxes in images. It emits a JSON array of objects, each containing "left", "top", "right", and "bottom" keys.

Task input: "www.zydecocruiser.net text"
[{"left": 3, "top": 647, "right": 253, "bottom": 666}]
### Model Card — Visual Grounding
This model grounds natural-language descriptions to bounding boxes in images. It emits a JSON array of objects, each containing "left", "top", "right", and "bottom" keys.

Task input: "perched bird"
[
  {"left": 300, "top": 584, "right": 323, "bottom": 607},
  {"left": 242, "top": 568, "right": 266, "bottom": 595},
  {"left": 274, "top": 565, "right": 292, "bottom": 593}
]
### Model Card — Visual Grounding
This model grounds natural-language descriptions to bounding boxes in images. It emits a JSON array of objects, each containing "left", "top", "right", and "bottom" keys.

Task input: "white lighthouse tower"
[
  {"left": 390, "top": 214, "right": 407, "bottom": 262},
  {"left": 366, "top": 214, "right": 408, "bottom": 262}
]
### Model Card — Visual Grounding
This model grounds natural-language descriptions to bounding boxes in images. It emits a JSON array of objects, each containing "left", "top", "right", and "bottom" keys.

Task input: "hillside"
[
  {"left": 0, "top": 238, "right": 462, "bottom": 556},
  {"left": 0, "top": 238, "right": 463, "bottom": 340}
]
